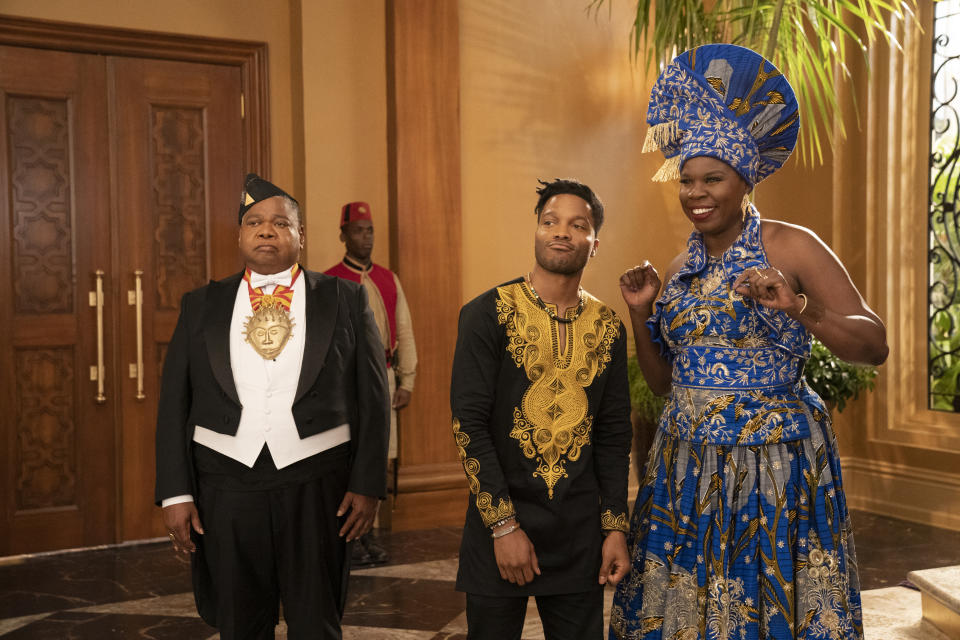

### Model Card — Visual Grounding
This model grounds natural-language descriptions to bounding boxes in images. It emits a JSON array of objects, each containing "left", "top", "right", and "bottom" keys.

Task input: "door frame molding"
[{"left": 0, "top": 14, "right": 270, "bottom": 176}]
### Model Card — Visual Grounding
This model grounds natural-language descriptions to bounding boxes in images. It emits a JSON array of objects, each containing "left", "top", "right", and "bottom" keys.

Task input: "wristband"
[{"left": 491, "top": 523, "right": 518, "bottom": 539}]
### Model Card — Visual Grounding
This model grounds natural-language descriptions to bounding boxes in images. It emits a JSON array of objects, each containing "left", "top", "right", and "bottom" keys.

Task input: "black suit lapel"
[
  {"left": 203, "top": 272, "right": 243, "bottom": 405},
  {"left": 296, "top": 269, "right": 339, "bottom": 402}
]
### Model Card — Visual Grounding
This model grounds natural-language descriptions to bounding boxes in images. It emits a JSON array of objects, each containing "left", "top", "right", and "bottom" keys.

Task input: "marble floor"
[{"left": 1, "top": 510, "right": 959, "bottom": 639}]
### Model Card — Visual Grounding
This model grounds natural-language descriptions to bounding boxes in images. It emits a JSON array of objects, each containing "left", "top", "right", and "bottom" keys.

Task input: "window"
[{"left": 929, "top": 0, "right": 960, "bottom": 411}]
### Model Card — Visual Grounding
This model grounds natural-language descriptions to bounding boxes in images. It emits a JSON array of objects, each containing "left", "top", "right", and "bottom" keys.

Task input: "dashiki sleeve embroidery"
[{"left": 450, "top": 300, "right": 516, "bottom": 527}]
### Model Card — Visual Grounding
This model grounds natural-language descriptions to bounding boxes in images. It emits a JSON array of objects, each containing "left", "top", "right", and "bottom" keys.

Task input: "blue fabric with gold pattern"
[
  {"left": 649, "top": 206, "right": 827, "bottom": 446},
  {"left": 609, "top": 209, "right": 863, "bottom": 639},
  {"left": 643, "top": 43, "right": 800, "bottom": 186}
]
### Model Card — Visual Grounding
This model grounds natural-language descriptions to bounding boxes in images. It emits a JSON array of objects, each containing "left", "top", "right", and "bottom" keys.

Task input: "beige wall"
[
  {"left": 296, "top": 1, "right": 390, "bottom": 271},
  {"left": 459, "top": 1, "right": 669, "bottom": 319},
  {"left": 458, "top": 0, "right": 835, "bottom": 322}
]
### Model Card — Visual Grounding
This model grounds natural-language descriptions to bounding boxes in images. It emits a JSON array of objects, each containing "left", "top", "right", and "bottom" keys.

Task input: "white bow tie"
[{"left": 249, "top": 271, "right": 292, "bottom": 290}]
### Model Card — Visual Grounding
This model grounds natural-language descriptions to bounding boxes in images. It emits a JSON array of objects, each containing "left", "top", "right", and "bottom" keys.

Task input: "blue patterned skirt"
[{"left": 609, "top": 419, "right": 863, "bottom": 640}]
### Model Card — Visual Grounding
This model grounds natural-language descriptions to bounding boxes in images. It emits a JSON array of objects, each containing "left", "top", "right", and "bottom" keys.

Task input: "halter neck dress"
[{"left": 610, "top": 207, "right": 863, "bottom": 640}]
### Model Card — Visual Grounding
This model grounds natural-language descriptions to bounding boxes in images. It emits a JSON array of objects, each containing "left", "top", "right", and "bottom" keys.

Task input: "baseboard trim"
[{"left": 842, "top": 457, "right": 960, "bottom": 532}]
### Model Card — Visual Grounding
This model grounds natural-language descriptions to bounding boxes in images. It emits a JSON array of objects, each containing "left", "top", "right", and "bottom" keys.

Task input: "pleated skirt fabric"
[{"left": 609, "top": 419, "right": 863, "bottom": 640}]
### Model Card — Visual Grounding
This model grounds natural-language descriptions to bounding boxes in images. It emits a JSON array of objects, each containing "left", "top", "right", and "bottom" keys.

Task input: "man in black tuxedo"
[{"left": 155, "top": 174, "right": 389, "bottom": 640}]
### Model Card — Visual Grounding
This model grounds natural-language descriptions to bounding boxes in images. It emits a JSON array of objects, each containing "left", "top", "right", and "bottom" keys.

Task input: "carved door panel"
[
  {"left": 0, "top": 46, "right": 116, "bottom": 553},
  {"left": 111, "top": 57, "right": 243, "bottom": 542},
  {"left": 0, "top": 47, "right": 245, "bottom": 554}
]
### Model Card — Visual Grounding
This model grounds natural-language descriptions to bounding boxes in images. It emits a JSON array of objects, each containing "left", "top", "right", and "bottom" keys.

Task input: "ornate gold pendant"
[{"left": 243, "top": 304, "right": 295, "bottom": 360}]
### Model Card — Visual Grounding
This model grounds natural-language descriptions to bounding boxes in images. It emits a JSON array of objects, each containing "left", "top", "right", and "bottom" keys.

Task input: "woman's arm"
[
  {"left": 738, "top": 220, "right": 888, "bottom": 366},
  {"left": 619, "top": 253, "right": 685, "bottom": 395}
]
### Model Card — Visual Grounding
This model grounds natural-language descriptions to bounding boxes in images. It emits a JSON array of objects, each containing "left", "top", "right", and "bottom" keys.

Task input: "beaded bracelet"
[{"left": 490, "top": 516, "right": 515, "bottom": 530}]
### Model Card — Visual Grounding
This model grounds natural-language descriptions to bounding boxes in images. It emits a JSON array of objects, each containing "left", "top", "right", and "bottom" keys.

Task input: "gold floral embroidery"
[
  {"left": 601, "top": 509, "right": 629, "bottom": 532},
  {"left": 452, "top": 418, "right": 515, "bottom": 526},
  {"left": 797, "top": 532, "right": 854, "bottom": 640},
  {"left": 497, "top": 282, "right": 621, "bottom": 498},
  {"left": 665, "top": 285, "right": 738, "bottom": 340},
  {"left": 706, "top": 577, "right": 754, "bottom": 640}
]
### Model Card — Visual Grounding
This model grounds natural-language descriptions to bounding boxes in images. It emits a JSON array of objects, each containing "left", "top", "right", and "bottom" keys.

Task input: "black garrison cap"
[{"left": 237, "top": 173, "right": 299, "bottom": 223}]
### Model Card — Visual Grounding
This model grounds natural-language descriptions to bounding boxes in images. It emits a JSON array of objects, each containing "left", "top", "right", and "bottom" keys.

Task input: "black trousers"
[
  {"left": 465, "top": 587, "right": 604, "bottom": 640},
  {"left": 191, "top": 444, "right": 351, "bottom": 640}
]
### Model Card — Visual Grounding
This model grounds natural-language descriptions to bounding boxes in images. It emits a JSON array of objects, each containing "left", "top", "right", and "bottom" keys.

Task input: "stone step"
[{"left": 907, "top": 566, "right": 960, "bottom": 640}]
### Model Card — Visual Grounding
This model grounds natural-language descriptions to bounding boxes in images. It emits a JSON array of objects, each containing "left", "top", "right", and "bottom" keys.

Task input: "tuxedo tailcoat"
[
  {"left": 155, "top": 267, "right": 389, "bottom": 502},
  {"left": 154, "top": 267, "right": 389, "bottom": 636}
]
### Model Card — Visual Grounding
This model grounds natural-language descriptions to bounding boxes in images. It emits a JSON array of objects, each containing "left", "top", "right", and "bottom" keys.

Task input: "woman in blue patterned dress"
[{"left": 609, "top": 45, "right": 888, "bottom": 640}]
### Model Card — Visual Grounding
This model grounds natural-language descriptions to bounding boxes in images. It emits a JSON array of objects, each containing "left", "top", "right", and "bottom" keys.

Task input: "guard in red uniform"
[{"left": 325, "top": 201, "right": 418, "bottom": 564}]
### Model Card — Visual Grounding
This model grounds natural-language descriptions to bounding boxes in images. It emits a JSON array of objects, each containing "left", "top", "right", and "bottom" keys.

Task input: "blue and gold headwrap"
[{"left": 644, "top": 44, "right": 800, "bottom": 186}]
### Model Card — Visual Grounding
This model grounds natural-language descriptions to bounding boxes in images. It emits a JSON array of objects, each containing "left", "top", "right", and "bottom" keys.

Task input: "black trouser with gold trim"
[
  {"left": 465, "top": 587, "right": 604, "bottom": 640},
  {"left": 191, "top": 443, "right": 351, "bottom": 640}
]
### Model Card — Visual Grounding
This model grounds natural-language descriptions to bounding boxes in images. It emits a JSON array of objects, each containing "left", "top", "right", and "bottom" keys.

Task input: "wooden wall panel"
[
  {"left": 387, "top": 0, "right": 468, "bottom": 529},
  {"left": 0, "top": 44, "right": 116, "bottom": 554},
  {"left": 8, "top": 97, "right": 74, "bottom": 315},
  {"left": 15, "top": 348, "right": 77, "bottom": 510},
  {"left": 150, "top": 106, "right": 209, "bottom": 310},
  {"left": 834, "top": 2, "right": 960, "bottom": 531}
]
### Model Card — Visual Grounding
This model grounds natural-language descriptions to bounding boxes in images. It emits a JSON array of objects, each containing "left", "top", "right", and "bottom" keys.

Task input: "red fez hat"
[{"left": 340, "top": 201, "right": 373, "bottom": 227}]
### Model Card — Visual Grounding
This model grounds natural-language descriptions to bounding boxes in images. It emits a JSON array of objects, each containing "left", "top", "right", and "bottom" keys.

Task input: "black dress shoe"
[
  {"left": 363, "top": 532, "right": 389, "bottom": 565},
  {"left": 351, "top": 536, "right": 374, "bottom": 566}
]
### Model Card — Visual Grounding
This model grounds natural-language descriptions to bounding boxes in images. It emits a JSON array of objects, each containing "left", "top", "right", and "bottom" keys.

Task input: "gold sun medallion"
[{"left": 243, "top": 303, "right": 295, "bottom": 360}]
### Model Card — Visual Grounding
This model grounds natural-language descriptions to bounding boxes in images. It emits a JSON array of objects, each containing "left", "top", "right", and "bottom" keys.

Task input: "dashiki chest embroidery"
[{"left": 496, "top": 281, "right": 620, "bottom": 499}]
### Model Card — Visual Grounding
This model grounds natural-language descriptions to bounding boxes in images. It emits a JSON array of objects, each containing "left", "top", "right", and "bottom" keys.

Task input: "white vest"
[{"left": 192, "top": 267, "right": 350, "bottom": 468}]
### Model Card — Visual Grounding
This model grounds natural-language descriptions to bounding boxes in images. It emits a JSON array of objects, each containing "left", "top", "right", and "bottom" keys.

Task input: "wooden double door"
[{"left": 0, "top": 43, "right": 249, "bottom": 554}]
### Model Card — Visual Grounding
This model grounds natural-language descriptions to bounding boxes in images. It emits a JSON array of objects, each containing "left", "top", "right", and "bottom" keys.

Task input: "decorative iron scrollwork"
[{"left": 929, "top": 1, "right": 960, "bottom": 411}]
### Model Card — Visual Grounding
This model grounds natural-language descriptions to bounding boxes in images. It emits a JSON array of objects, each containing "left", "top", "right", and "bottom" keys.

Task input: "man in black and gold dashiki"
[{"left": 451, "top": 179, "right": 632, "bottom": 640}]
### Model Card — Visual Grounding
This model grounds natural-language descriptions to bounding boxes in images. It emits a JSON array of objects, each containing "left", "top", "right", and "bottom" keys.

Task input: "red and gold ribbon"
[{"left": 244, "top": 264, "right": 302, "bottom": 311}]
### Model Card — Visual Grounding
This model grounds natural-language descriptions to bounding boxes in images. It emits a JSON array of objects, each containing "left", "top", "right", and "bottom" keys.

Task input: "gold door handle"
[
  {"left": 128, "top": 270, "right": 145, "bottom": 401},
  {"left": 88, "top": 270, "right": 106, "bottom": 404}
]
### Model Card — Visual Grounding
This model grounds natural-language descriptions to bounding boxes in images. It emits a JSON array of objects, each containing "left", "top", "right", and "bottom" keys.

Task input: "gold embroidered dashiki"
[{"left": 451, "top": 278, "right": 632, "bottom": 596}]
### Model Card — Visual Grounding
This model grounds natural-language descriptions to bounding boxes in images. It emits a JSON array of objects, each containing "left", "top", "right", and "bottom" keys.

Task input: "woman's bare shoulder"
[{"left": 759, "top": 218, "right": 826, "bottom": 256}]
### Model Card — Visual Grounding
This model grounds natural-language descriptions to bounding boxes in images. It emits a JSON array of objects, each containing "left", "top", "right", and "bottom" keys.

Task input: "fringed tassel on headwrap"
[
  {"left": 651, "top": 155, "right": 681, "bottom": 182},
  {"left": 641, "top": 120, "right": 681, "bottom": 153}
]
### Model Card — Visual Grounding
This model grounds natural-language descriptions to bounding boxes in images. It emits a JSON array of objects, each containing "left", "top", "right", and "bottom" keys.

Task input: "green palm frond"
[{"left": 588, "top": 0, "right": 919, "bottom": 166}]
